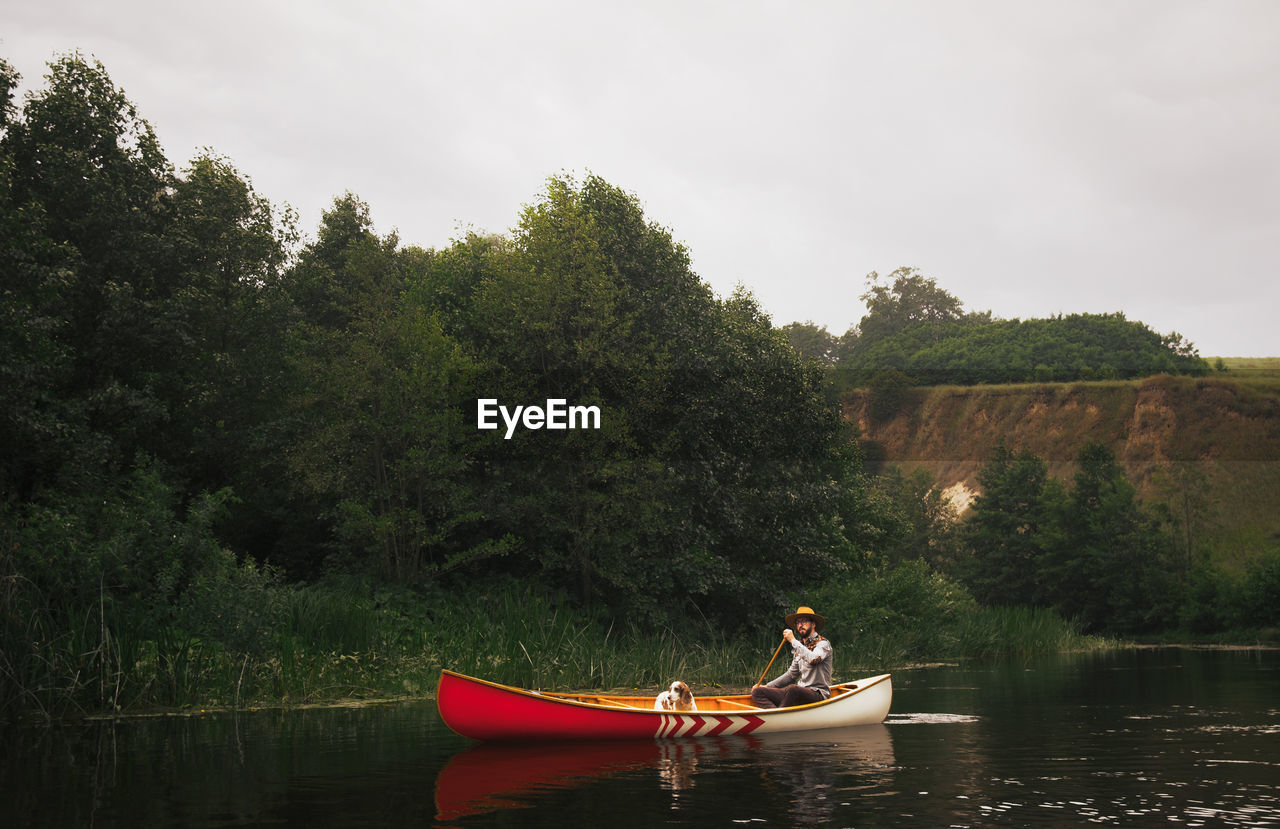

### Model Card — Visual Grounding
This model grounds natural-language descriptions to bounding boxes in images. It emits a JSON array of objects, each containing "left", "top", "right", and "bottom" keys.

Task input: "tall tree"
[
  {"left": 286, "top": 200, "right": 500, "bottom": 582},
  {"left": 854, "top": 267, "right": 965, "bottom": 348},
  {"left": 781, "top": 321, "right": 839, "bottom": 365},
  {"left": 1044, "top": 442, "right": 1175, "bottom": 631},
  {"left": 167, "top": 153, "right": 297, "bottom": 487},
  {"left": 1, "top": 53, "right": 176, "bottom": 487},
  {"left": 1, "top": 57, "right": 80, "bottom": 500},
  {"left": 426, "top": 174, "right": 879, "bottom": 625},
  {"left": 961, "top": 445, "right": 1061, "bottom": 606}
]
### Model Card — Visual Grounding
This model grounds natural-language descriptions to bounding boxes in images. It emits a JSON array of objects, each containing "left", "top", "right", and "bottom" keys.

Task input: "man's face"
[{"left": 795, "top": 617, "right": 814, "bottom": 637}]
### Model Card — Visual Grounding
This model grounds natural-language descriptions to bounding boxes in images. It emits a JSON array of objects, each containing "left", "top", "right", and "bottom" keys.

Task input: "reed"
[
  {"left": 427, "top": 583, "right": 759, "bottom": 692},
  {"left": 3, "top": 571, "right": 1124, "bottom": 721}
]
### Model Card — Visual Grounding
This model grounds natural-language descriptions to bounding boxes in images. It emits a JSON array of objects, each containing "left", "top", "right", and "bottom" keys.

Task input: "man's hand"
[{"left": 782, "top": 628, "right": 794, "bottom": 643}]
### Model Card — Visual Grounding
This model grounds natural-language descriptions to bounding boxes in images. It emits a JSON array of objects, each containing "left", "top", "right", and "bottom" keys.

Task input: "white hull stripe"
[{"left": 655, "top": 713, "right": 766, "bottom": 738}]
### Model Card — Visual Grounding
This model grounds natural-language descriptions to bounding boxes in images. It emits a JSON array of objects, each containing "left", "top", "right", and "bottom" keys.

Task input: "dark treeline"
[
  {"left": 1, "top": 54, "right": 1265, "bottom": 720},
  {"left": 782, "top": 266, "right": 1210, "bottom": 387},
  {"left": 1, "top": 55, "right": 892, "bottom": 716}
]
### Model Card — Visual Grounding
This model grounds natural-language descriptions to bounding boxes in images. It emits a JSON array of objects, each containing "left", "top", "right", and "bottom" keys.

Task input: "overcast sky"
[{"left": 5, "top": 1, "right": 1278, "bottom": 356}]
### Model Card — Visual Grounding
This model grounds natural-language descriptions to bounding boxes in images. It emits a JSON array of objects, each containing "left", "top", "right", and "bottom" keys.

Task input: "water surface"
[{"left": 3, "top": 647, "right": 1276, "bottom": 827}]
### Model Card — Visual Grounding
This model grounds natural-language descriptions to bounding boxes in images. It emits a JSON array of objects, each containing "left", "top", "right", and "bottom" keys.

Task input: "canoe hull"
[{"left": 437, "top": 669, "right": 892, "bottom": 741}]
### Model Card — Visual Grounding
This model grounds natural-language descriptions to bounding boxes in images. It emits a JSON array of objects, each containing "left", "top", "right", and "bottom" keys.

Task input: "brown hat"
[{"left": 785, "top": 606, "right": 825, "bottom": 632}]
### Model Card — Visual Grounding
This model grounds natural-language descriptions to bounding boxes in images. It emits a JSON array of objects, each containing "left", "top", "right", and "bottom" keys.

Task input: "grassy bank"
[
  {"left": 4, "top": 566, "right": 1124, "bottom": 721},
  {"left": 1214, "top": 356, "right": 1280, "bottom": 390}
]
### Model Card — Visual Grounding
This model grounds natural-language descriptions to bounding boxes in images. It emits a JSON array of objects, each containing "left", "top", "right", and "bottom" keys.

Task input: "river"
[{"left": 2, "top": 647, "right": 1276, "bottom": 827}]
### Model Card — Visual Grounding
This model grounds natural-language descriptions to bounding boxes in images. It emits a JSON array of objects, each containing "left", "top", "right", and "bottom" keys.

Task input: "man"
[{"left": 750, "top": 605, "right": 832, "bottom": 708}]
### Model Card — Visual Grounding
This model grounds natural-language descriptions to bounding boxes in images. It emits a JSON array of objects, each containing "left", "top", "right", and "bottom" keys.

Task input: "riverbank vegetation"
[{"left": 0, "top": 54, "right": 1268, "bottom": 721}]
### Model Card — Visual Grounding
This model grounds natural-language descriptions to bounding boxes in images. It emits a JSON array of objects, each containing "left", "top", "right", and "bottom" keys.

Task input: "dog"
[{"left": 654, "top": 680, "right": 697, "bottom": 712}]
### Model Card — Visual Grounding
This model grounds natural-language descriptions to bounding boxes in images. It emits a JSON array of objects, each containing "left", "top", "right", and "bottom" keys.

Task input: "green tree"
[
  {"left": 961, "top": 445, "right": 1062, "bottom": 606},
  {"left": 1150, "top": 463, "right": 1214, "bottom": 575},
  {"left": 165, "top": 153, "right": 298, "bottom": 485},
  {"left": 781, "top": 321, "right": 839, "bottom": 365},
  {"left": 287, "top": 200, "right": 498, "bottom": 582},
  {"left": 842, "top": 311, "right": 1209, "bottom": 386},
  {"left": 866, "top": 368, "right": 914, "bottom": 423},
  {"left": 1044, "top": 442, "right": 1176, "bottom": 632},
  {"left": 1, "top": 53, "right": 177, "bottom": 491},
  {"left": 425, "top": 174, "right": 880, "bottom": 625},
  {"left": 1, "top": 58, "right": 81, "bottom": 501},
  {"left": 873, "top": 466, "right": 961, "bottom": 572},
  {"left": 855, "top": 267, "right": 965, "bottom": 348}
]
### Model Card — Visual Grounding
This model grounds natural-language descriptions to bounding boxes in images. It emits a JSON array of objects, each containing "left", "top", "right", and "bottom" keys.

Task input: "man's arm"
[
  {"left": 791, "top": 638, "right": 830, "bottom": 665},
  {"left": 766, "top": 658, "right": 800, "bottom": 688}
]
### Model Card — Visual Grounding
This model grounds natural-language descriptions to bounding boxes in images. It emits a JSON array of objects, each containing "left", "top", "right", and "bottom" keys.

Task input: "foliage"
[
  {"left": 866, "top": 368, "right": 914, "bottom": 422},
  {"left": 781, "top": 321, "right": 839, "bottom": 365},
  {"left": 802, "top": 561, "right": 1102, "bottom": 668},
  {"left": 871, "top": 466, "right": 960, "bottom": 571},
  {"left": 1179, "top": 547, "right": 1280, "bottom": 634},
  {"left": 410, "top": 173, "right": 878, "bottom": 627},
  {"left": 842, "top": 311, "right": 1209, "bottom": 386},
  {"left": 961, "top": 445, "right": 1061, "bottom": 606},
  {"left": 852, "top": 266, "right": 966, "bottom": 347},
  {"left": 284, "top": 201, "right": 504, "bottom": 582},
  {"left": 1, "top": 52, "right": 901, "bottom": 719},
  {"left": 0, "top": 460, "right": 274, "bottom": 716},
  {"left": 821, "top": 268, "right": 1209, "bottom": 386},
  {"left": 960, "top": 441, "right": 1183, "bottom": 634}
]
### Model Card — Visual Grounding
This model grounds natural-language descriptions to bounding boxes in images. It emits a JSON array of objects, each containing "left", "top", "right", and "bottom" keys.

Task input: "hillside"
[{"left": 842, "top": 373, "right": 1280, "bottom": 568}]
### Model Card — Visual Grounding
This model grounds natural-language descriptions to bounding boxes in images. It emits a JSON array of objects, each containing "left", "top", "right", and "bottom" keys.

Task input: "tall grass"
[
  {"left": 807, "top": 562, "right": 1116, "bottom": 672},
  {"left": 957, "top": 606, "right": 1117, "bottom": 657},
  {"left": 5, "top": 569, "right": 1121, "bottom": 721},
  {"left": 423, "top": 583, "right": 760, "bottom": 692}
]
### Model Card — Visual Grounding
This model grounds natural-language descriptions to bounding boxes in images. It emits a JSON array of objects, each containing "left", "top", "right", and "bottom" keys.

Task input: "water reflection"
[
  {"left": 3, "top": 649, "right": 1276, "bottom": 827},
  {"left": 433, "top": 724, "right": 894, "bottom": 825}
]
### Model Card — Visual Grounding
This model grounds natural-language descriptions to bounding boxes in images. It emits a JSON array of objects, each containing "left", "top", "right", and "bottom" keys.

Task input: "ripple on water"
[{"left": 886, "top": 713, "right": 980, "bottom": 725}]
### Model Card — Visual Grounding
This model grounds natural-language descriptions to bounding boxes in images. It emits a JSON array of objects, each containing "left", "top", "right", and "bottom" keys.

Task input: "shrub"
[{"left": 867, "top": 369, "right": 914, "bottom": 422}]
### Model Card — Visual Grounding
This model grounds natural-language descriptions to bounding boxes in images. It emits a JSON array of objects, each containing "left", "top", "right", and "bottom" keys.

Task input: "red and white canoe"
[{"left": 436, "top": 669, "right": 892, "bottom": 741}]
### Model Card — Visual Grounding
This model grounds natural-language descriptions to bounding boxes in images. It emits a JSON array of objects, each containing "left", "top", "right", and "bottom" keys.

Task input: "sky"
[{"left": 4, "top": 0, "right": 1278, "bottom": 356}]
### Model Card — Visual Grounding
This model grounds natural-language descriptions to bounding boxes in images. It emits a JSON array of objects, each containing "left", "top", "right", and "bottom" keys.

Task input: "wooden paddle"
[{"left": 756, "top": 634, "right": 789, "bottom": 686}]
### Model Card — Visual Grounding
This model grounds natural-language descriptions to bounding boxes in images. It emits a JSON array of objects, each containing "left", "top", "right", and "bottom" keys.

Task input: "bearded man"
[{"left": 750, "top": 606, "right": 833, "bottom": 709}]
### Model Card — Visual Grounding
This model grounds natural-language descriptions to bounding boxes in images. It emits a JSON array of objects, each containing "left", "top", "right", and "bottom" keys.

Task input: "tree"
[
  {"left": 962, "top": 445, "right": 1061, "bottom": 606},
  {"left": 1150, "top": 463, "right": 1214, "bottom": 575},
  {"left": 423, "top": 174, "right": 881, "bottom": 625},
  {"left": 166, "top": 153, "right": 298, "bottom": 491},
  {"left": 1, "top": 58, "right": 80, "bottom": 501},
  {"left": 866, "top": 368, "right": 914, "bottom": 423},
  {"left": 841, "top": 311, "right": 1209, "bottom": 386},
  {"left": 855, "top": 267, "right": 965, "bottom": 348},
  {"left": 874, "top": 466, "right": 960, "bottom": 572},
  {"left": 1043, "top": 442, "right": 1176, "bottom": 632},
  {"left": 781, "top": 321, "right": 838, "bottom": 365},
  {"left": 286, "top": 199, "right": 501, "bottom": 582},
  {"left": 1, "top": 53, "right": 177, "bottom": 489}
]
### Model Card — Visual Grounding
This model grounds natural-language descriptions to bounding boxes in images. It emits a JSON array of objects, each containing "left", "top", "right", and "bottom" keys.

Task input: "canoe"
[{"left": 436, "top": 669, "right": 892, "bottom": 741}]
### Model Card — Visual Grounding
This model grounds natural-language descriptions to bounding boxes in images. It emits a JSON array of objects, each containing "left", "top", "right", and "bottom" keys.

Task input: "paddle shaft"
[{"left": 756, "top": 635, "right": 789, "bottom": 686}]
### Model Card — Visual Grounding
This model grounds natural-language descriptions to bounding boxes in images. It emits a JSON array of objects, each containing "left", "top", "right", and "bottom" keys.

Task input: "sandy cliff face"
[{"left": 842, "top": 377, "right": 1280, "bottom": 551}]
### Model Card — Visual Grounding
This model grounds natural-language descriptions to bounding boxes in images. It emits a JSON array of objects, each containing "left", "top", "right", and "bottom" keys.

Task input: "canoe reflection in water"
[{"left": 433, "top": 724, "right": 894, "bottom": 823}]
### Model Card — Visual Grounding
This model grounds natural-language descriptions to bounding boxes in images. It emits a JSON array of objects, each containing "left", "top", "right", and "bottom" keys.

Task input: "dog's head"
[{"left": 670, "top": 680, "right": 693, "bottom": 708}]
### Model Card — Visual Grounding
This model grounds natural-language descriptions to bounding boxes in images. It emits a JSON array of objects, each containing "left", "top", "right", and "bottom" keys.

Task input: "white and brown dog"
[{"left": 653, "top": 680, "right": 697, "bottom": 712}]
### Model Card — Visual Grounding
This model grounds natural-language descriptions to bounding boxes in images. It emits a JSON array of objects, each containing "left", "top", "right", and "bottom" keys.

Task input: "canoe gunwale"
[{"left": 439, "top": 668, "right": 890, "bottom": 715}]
